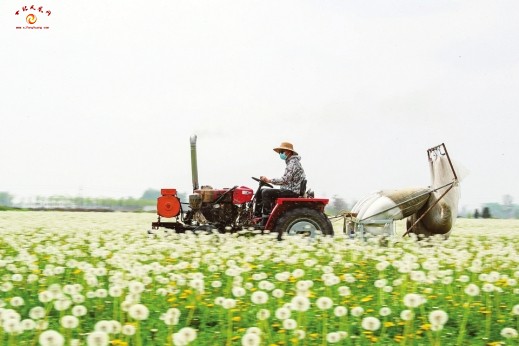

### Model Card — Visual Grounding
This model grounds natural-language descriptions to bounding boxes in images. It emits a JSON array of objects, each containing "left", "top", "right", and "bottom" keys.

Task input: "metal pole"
[{"left": 190, "top": 135, "right": 199, "bottom": 191}]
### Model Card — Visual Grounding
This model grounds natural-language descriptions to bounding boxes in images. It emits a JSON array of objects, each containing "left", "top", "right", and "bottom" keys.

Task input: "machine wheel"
[{"left": 273, "top": 207, "right": 334, "bottom": 240}]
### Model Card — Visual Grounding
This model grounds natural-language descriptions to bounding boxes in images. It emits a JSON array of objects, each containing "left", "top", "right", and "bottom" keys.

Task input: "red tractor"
[{"left": 151, "top": 136, "right": 334, "bottom": 240}]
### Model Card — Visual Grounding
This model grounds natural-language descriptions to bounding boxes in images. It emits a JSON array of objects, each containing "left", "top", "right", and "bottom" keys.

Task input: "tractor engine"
[
  {"left": 153, "top": 135, "right": 255, "bottom": 232},
  {"left": 186, "top": 186, "right": 253, "bottom": 229}
]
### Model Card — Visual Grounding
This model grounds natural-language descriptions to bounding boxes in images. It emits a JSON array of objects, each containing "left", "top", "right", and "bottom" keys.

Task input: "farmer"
[{"left": 257, "top": 141, "right": 306, "bottom": 225}]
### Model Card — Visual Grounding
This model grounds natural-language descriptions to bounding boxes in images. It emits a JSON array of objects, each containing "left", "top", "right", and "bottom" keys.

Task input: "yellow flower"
[
  {"left": 232, "top": 316, "right": 241, "bottom": 322},
  {"left": 421, "top": 323, "right": 431, "bottom": 331},
  {"left": 361, "top": 296, "right": 373, "bottom": 302}
]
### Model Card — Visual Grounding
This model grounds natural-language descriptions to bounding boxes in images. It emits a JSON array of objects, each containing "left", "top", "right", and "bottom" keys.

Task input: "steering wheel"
[{"left": 252, "top": 176, "right": 273, "bottom": 188}]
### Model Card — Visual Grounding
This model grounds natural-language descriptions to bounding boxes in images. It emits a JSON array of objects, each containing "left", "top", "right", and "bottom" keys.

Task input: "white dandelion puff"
[
  {"left": 464, "top": 283, "right": 480, "bottom": 297},
  {"left": 403, "top": 293, "right": 425, "bottom": 308},
  {"left": 128, "top": 304, "right": 149, "bottom": 321},
  {"left": 232, "top": 287, "right": 246, "bottom": 297},
  {"left": 121, "top": 324, "right": 136, "bottom": 336},
  {"left": 316, "top": 297, "right": 333, "bottom": 310},
  {"left": 501, "top": 327, "right": 518, "bottom": 339},
  {"left": 361, "top": 316, "right": 381, "bottom": 331},
  {"left": 222, "top": 298, "right": 237, "bottom": 309},
  {"left": 251, "top": 291, "right": 269, "bottom": 305},
  {"left": 177, "top": 327, "right": 197, "bottom": 343},
  {"left": 400, "top": 309, "right": 414, "bottom": 321},
  {"left": 428, "top": 310, "right": 448, "bottom": 326},
  {"left": 283, "top": 318, "right": 297, "bottom": 330},
  {"left": 60, "top": 315, "right": 79, "bottom": 329},
  {"left": 294, "top": 329, "right": 306, "bottom": 340},
  {"left": 351, "top": 306, "right": 364, "bottom": 317},
  {"left": 39, "top": 330, "right": 65, "bottom": 346},
  {"left": 334, "top": 306, "right": 348, "bottom": 317},
  {"left": 241, "top": 332, "right": 261, "bottom": 346},
  {"left": 86, "top": 331, "right": 109, "bottom": 346},
  {"left": 326, "top": 332, "right": 341, "bottom": 343},
  {"left": 379, "top": 307, "right": 392, "bottom": 317},
  {"left": 275, "top": 307, "right": 291, "bottom": 320},
  {"left": 256, "top": 309, "right": 270, "bottom": 320}
]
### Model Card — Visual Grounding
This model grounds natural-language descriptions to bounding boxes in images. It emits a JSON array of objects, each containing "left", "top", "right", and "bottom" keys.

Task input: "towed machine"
[{"left": 151, "top": 136, "right": 334, "bottom": 240}]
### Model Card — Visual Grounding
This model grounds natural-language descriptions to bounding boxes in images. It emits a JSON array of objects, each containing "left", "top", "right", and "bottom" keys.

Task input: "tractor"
[{"left": 151, "top": 136, "right": 334, "bottom": 240}]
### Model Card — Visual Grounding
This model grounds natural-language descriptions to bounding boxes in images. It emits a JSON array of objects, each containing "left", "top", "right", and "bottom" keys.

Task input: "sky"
[{"left": 1, "top": 0, "right": 518, "bottom": 210}]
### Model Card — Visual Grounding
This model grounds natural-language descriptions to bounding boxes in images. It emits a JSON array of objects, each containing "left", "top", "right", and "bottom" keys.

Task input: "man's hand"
[{"left": 260, "top": 176, "right": 271, "bottom": 183}]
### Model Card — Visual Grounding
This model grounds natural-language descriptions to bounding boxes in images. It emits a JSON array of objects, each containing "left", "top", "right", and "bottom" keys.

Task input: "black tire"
[{"left": 273, "top": 207, "right": 334, "bottom": 240}]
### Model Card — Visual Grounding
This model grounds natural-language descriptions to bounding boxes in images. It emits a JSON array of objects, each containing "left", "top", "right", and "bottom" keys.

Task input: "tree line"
[
  {"left": 1, "top": 190, "right": 518, "bottom": 218},
  {"left": 324, "top": 194, "right": 519, "bottom": 219},
  {"left": 0, "top": 189, "right": 186, "bottom": 212}
]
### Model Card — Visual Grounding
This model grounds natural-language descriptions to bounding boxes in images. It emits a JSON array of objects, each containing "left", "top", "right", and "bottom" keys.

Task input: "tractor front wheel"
[{"left": 273, "top": 207, "right": 334, "bottom": 240}]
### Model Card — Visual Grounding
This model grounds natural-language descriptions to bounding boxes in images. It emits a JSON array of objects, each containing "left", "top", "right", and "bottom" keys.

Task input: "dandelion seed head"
[
  {"left": 334, "top": 306, "right": 348, "bottom": 317},
  {"left": 464, "top": 283, "right": 480, "bottom": 296},
  {"left": 351, "top": 306, "right": 364, "bottom": 317},
  {"left": 60, "top": 315, "right": 79, "bottom": 329},
  {"left": 86, "top": 331, "right": 109, "bottom": 346},
  {"left": 39, "top": 329, "right": 65, "bottom": 346},
  {"left": 241, "top": 332, "right": 261, "bottom": 346},
  {"left": 316, "top": 296, "right": 333, "bottom": 310},
  {"left": 251, "top": 291, "right": 269, "bottom": 305},
  {"left": 428, "top": 310, "right": 448, "bottom": 326},
  {"left": 326, "top": 332, "right": 341, "bottom": 343},
  {"left": 280, "top": 318, "right": 296, "bottom": 330},
  {"left": 275, "top": 307, "right": 291, "bottom": 320},
  {"left": 501, "top": 327, "right": 518, "bottom": 339},
  {"left": 400, "top": 309, "right": 414, "bottom": 321},
  {"left": 361, "top": 316, "right": 381, "bottom": 331},
  {"left": 121, "top": 324, "right": 136, "bottom": 336},
  {"left": 379, "top": 307, "right": 392, "bottom": 317},
  {"left": 256, "top": 308, "right": 270, "bottom": 320}
]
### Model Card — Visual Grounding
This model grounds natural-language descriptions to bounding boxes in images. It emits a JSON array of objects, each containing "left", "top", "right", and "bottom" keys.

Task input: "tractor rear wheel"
[{"left": 273, "top": 207, "right": 334, "bottom": 240}]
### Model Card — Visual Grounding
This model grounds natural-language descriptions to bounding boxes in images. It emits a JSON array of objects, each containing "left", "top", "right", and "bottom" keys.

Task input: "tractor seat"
[{"left": 299, "top": 179, "right": 314, "bottom": 198}]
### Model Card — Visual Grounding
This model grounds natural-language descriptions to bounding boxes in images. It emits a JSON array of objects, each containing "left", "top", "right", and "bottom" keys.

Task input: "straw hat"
[{"left": 273, "top": 142, "right": 298, "bottom": 155}]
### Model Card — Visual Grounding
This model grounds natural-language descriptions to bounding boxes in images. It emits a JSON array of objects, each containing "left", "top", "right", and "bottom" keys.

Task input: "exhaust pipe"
[{"left": 190, "top": 135, "right": 199, "bottom": 191}]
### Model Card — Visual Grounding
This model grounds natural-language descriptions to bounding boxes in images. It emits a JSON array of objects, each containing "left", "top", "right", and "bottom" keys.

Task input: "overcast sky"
[{"left": 1, "top": 0, "right": 518, "bottom": 209}]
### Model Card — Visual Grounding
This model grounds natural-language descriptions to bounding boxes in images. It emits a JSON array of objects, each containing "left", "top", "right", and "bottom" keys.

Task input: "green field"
[{"left": 0, "top": 212, "right": 518, "bottom": 345}]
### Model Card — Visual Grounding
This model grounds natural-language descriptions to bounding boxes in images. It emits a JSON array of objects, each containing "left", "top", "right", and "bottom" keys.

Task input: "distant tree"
[
  {"left": 0, "top": 192, "right": 13, "bottom": 206},
  {"left": 326, "top": 195, "right": 349, "bottom": 215},
  {"left": 474, "top": 209, "right": 480, "bottom": 219},
  {"left": 503, "top": 194, "right": 514, "bottom": 219},
  {"left": 482, "top": 207, "right": 492, "bottom": 219},
  {"left": 141, "top": 189, "right": 161, "bottom": 201}
]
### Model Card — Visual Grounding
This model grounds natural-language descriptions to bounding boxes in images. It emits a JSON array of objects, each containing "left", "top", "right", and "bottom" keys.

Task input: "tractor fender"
[{"left": 265, "top": 197, "right": 328, "bottom": 231}]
